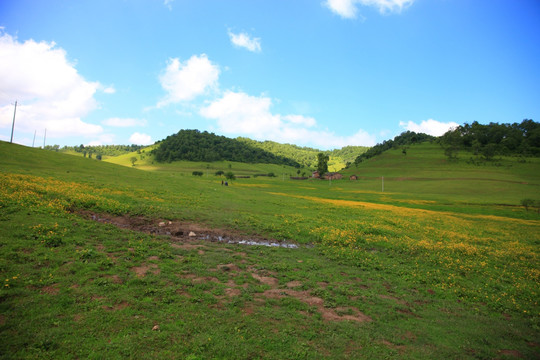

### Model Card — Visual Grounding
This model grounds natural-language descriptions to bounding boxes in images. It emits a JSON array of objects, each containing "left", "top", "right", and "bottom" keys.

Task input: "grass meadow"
[{"left": 0, "top": 140, "right": 539, "bottom": 359}]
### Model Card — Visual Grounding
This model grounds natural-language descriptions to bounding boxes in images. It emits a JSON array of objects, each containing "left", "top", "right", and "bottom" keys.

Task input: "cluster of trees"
[
  {"left": 152, "top": 130, "right": 301, "bottom": 167},
  {"left": 353, "top": 131, "right": 435, "bottom": 165},
  {"left": 440, "top": 120, "right": 540, "bottom": 160},
  {"left": 46, "top": 144, "right": 145, "bottom": 160}
]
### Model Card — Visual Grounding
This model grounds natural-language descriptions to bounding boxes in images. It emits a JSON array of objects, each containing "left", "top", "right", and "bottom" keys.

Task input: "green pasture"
[{"left": 1, "top": 141, "right": 539, "bottom": 359}]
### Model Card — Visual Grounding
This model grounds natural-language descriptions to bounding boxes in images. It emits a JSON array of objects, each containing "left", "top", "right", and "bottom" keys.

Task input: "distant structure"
[
  {"left": 325, "top": 172, "right": 343, "bottom": 180},
  {"left": 312, "top": 171, "right": 320, "bottom": 179},
  {"left": 349, "top": 175, "right": 358, "bottom": 180}
]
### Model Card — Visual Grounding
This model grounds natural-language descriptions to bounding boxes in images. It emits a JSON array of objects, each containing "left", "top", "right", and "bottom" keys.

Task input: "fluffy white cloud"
[
  {"left": 200, "top": 91, "right": 376, "bottom": 149},
  {"left": 399, "top": 119, "right": 459, "bottom": 136},
  {"left": 102, "top": 117, "right": 147, "bottom": 127},
  {"left": 129, "top": 132, "right": 153, "bottom": 145},
  {"left": 0, "top": 31, "right": 105, "bottom": 142},
  {"left": 325, "top": 0, "right": 414, "bottom": 18},
  {"left": 157, "top": 54, "right": 220, "bottom": 107},
  {"left": 228, "top": 30, "right": 262, "bottom": 53}
]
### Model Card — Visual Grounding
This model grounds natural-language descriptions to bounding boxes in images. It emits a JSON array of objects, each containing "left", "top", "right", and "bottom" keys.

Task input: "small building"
[
  {"left": 350, "top": 175, "right": 358, "bottom": 180},
  {"left": 325, "top": 172, "right": 343, "bottom": 180},
  {"left": 312, "top": 171, "right": 320, "bottom": 179}
]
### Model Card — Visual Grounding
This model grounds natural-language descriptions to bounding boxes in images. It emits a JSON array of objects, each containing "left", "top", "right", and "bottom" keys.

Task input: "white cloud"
[
  {"left": 228, "top": 30, "right": 262, "bottom": 53},
  {"left": 200, "top": 90, "right": 376, "bottom": 149},
  {"left": 129, "top": 132, "right": 153, "bottom": 145},
  {"left": 325, "top": 0, "right": 414, "bottom": 18},
  {"left": 102, "top": 85, "right": 116, "bottom": 94},
  {"left": 87, "top": 133, "right": 116, "bottom": 146},
  {"left": 0, "top": 31, "right": 105, "bottom": 142},
  {"left": 157, "top": 54, "right": 220, "bottom": 107},
  {"left": 102, "top": 117, "right": 147, "bottom": 127},
  {"left": 164, "top": 0, "right": 174, "bottom": 10},
  {"left": 324, "top": 0, "right": 359, "bottom": 19},
  {"left": 399, "top": 119, "right": 459, "bottom": 136}
]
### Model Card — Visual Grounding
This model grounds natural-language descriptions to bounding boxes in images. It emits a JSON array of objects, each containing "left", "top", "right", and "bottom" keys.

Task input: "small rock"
[
  {"left": 158, "top": 222, "right": 166, "bottom": 227},
  {"left": 152, "top": 325, "right": 160, "bottom": 331},
  {"left": 188, "top": 231, "right": 196, "bottom": 237}
]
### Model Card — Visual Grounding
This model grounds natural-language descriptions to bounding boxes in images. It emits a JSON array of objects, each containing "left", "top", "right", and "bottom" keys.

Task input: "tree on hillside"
[
  {"left": 130, "top": 157, "right": 138, "bottom": 166},
  {"left": 317, "top": 153, "right": 329, "bottom": 177}
]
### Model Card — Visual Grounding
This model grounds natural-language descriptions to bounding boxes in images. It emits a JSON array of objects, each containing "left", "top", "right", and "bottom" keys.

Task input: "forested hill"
[
  {"left": 152, "top": 130, "right": 301, "bottom": 166},
  {"left": 439, "top": 119, "right": 540, "bottom": 159},
  {"left": 352, "top": 119, "right": 540, "bottom": 166},
  {"left": 237, "top": 137, "right": 368, "bottom": 168}
]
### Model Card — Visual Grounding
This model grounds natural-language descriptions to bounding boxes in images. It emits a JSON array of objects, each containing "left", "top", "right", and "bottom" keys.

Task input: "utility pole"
[
  {"left": 43, "top": 129, "right": 47, "bottom": 148},
  {"left": 32, "top": 130, "right": 36, "bottom": 147},
  {"left": 10, "top": 101, "right": 17, "bottom": 143}
]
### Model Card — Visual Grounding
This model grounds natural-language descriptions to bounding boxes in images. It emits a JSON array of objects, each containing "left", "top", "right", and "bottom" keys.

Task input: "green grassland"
[{"left": 1, "top": 140, "right": 539, "bottom": 359}]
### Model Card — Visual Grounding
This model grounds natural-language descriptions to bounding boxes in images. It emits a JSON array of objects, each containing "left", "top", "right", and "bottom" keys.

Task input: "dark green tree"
[{"left": 317, "top": 153, "right": 329, "bottom": 177}]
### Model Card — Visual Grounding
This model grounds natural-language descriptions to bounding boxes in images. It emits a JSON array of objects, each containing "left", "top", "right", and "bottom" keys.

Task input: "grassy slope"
[
  {"left": 1, "top": 141, "right": 539, "bottom": 359},
  {"left": 342, "top": 142, "right": 540, "bottom": 205}
]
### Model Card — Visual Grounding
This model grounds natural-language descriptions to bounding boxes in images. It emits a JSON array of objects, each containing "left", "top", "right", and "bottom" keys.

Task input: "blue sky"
[{"left": 1, "top": 0, "right": 539, "bottom": 149}]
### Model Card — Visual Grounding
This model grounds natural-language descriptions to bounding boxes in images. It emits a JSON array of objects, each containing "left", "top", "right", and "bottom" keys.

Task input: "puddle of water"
[{"left": 200, "top": 235, "right": 299, "bottom": 249}]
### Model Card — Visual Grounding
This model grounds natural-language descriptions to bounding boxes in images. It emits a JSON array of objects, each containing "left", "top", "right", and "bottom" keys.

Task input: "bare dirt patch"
[
  {"left": 381, "top": 339, "right": 406, "bottom": 353},
  {"left": 497, "top": 349, "right": 523, "bottom": 358},
  {"left": 131, "top": 263, "right": 160, "bottom": 278},
  {"left": 256, "top": 288, "right": 372, "bottom": 323},
  {"left": 252, "top": 273, "right": 279, "bottom": 287},
  {"left": 41, "top": 284, "right": 60, "bottom": 295},
  {"left": 171, "top": 243, "right": 205, "bottom": 250},
  {"left": 225, "top": 288, "right": 242, "bottom": 297},
  {"left": 286, "top": 280, "right": 303, "bottom": 288}
]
